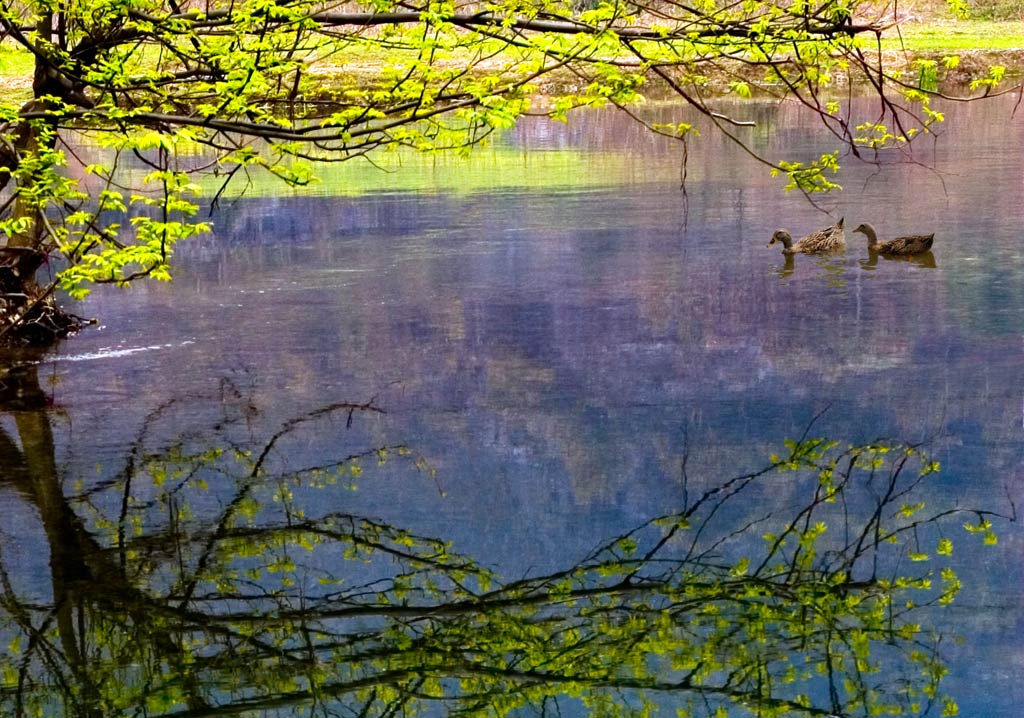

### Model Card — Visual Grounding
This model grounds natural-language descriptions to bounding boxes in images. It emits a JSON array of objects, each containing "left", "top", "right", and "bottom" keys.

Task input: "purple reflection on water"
[{"left": 15, "top": 95, "right": 1024, "bottom": 715}]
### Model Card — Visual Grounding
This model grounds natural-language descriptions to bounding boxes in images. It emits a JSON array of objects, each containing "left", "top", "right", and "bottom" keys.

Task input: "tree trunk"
[
  {"left": 0, "top": 113, "right": 77, "bottom": 345},
  {"left": 0, "top": 14, "right": 85, "bottom": 345}
]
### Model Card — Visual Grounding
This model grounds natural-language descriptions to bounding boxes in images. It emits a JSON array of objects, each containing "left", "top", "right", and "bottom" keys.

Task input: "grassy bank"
[
  {"left": 0, "top": 19, "right": 1020, "bottom": 103},
  {"left": 876, "top": 20, "right": 1019, "bottom": 51},
  {"left": 879, "top": 20, "right": 1024, "bottom": 51}
]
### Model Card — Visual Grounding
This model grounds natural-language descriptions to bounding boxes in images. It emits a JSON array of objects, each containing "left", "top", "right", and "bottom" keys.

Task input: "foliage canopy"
[{"left": 0, "top": 0, "right": 1014, "bottom": 342}]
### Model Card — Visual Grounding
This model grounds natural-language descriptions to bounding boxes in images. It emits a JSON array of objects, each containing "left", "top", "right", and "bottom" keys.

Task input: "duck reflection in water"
[
  {"left": 776, "top": 253, "right": 796, "bottom": 278},
  {"left": 860, "top": 250, "right": 937, "bottom": 269},
  {"left": 774, "top": 251, "right": 852, "bottom": 282},
  {"left": 774, "top": 247, "right": 936, "bottom": 280}
]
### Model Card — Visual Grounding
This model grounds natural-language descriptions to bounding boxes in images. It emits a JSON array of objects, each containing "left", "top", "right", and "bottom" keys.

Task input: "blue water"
[{"left": 2, "top": 95, "right": 1023, "bottom": 715}]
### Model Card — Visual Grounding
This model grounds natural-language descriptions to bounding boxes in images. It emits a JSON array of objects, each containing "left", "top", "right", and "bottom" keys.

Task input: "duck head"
[{"left": 767, "top": 230, "right": 793, "bottom": 249}]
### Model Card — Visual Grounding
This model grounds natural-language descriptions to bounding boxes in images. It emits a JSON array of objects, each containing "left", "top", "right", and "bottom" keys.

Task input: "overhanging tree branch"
[{"left": 0, "top": 0, "right": 1017, "bottom": 344}]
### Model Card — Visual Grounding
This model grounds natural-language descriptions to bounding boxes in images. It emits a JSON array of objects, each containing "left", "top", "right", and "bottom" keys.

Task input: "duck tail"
[{"left": 837, "top": 216, "right": 845, "bottom": 228}]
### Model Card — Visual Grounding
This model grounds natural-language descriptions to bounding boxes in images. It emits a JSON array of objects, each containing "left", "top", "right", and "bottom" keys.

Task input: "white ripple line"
[{"left": 55, "top": 340, "right": 195, "bottom": 363}]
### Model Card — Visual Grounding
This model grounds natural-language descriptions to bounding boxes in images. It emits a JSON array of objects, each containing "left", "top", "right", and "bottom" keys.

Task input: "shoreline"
[{"left": 0, "top": 25, "right": 1019, "bottom": 104}]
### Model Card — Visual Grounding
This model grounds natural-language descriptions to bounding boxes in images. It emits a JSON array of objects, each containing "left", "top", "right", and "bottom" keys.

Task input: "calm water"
[{"left": 2, "top": 95, "right": 1023, "bottom": 715}]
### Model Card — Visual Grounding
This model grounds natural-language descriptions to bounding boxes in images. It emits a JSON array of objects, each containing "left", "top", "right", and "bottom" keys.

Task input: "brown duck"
[
  {"left": 853, "top": 222, "right": 934, "bottom": 255},
  {"left": 767, "top": 218, "right": 845, "bottom": 255}
]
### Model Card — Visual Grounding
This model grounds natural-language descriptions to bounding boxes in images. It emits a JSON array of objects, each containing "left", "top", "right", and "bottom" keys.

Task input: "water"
[{"left": 1, "top": 95, "right": 1022, "bottom": 716}]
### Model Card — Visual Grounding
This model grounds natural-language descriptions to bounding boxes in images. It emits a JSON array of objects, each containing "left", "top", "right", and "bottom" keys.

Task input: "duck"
[
  {"left": 767, "top": 218, "right": 845, "bottom": 255},
  {"left": 853, "top": 222, "right": 934, "bottom": 255}
]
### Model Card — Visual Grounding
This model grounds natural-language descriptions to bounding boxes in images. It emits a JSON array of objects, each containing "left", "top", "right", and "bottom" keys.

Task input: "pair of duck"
[{"left": 768, "top": 218, "right": 934, "bottom": 256}]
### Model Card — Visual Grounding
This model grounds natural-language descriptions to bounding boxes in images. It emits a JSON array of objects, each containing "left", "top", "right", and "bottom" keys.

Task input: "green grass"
[
  {"left": 0, "top": 43, "right": 33, "bottom": 75},
  {"left": 0, "top": 42, "right": 34, "bottom": 103},
  {"left": 881, "top": 21, "right": 1024, "bottom": 51}
]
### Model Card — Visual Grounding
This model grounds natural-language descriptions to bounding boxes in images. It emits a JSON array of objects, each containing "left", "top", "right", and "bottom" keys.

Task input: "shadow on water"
[{"left": 0, "top": 369, "right": 1008, "bottom": 718}]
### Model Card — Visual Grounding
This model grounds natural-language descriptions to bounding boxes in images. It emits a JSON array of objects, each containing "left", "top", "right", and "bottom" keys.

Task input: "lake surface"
[{"left": 1, "top": 95, "right": 1022, "bottom": 716}]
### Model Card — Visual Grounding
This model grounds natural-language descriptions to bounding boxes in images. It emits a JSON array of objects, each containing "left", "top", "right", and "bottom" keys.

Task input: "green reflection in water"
[
  {"left": 0, "top": 368, "right": 1003, "bottom": 718},
  {"left": 276, "top": 148, "right": 652, "bottom": 195},
  {"left": 78, "top": 142, "right": 663, "bottom": 198}
]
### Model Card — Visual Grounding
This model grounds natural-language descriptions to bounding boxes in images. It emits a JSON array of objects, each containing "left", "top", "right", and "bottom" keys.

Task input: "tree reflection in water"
[{"left": 0, "top": 366, "right": 1004, "bottom": 718}]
